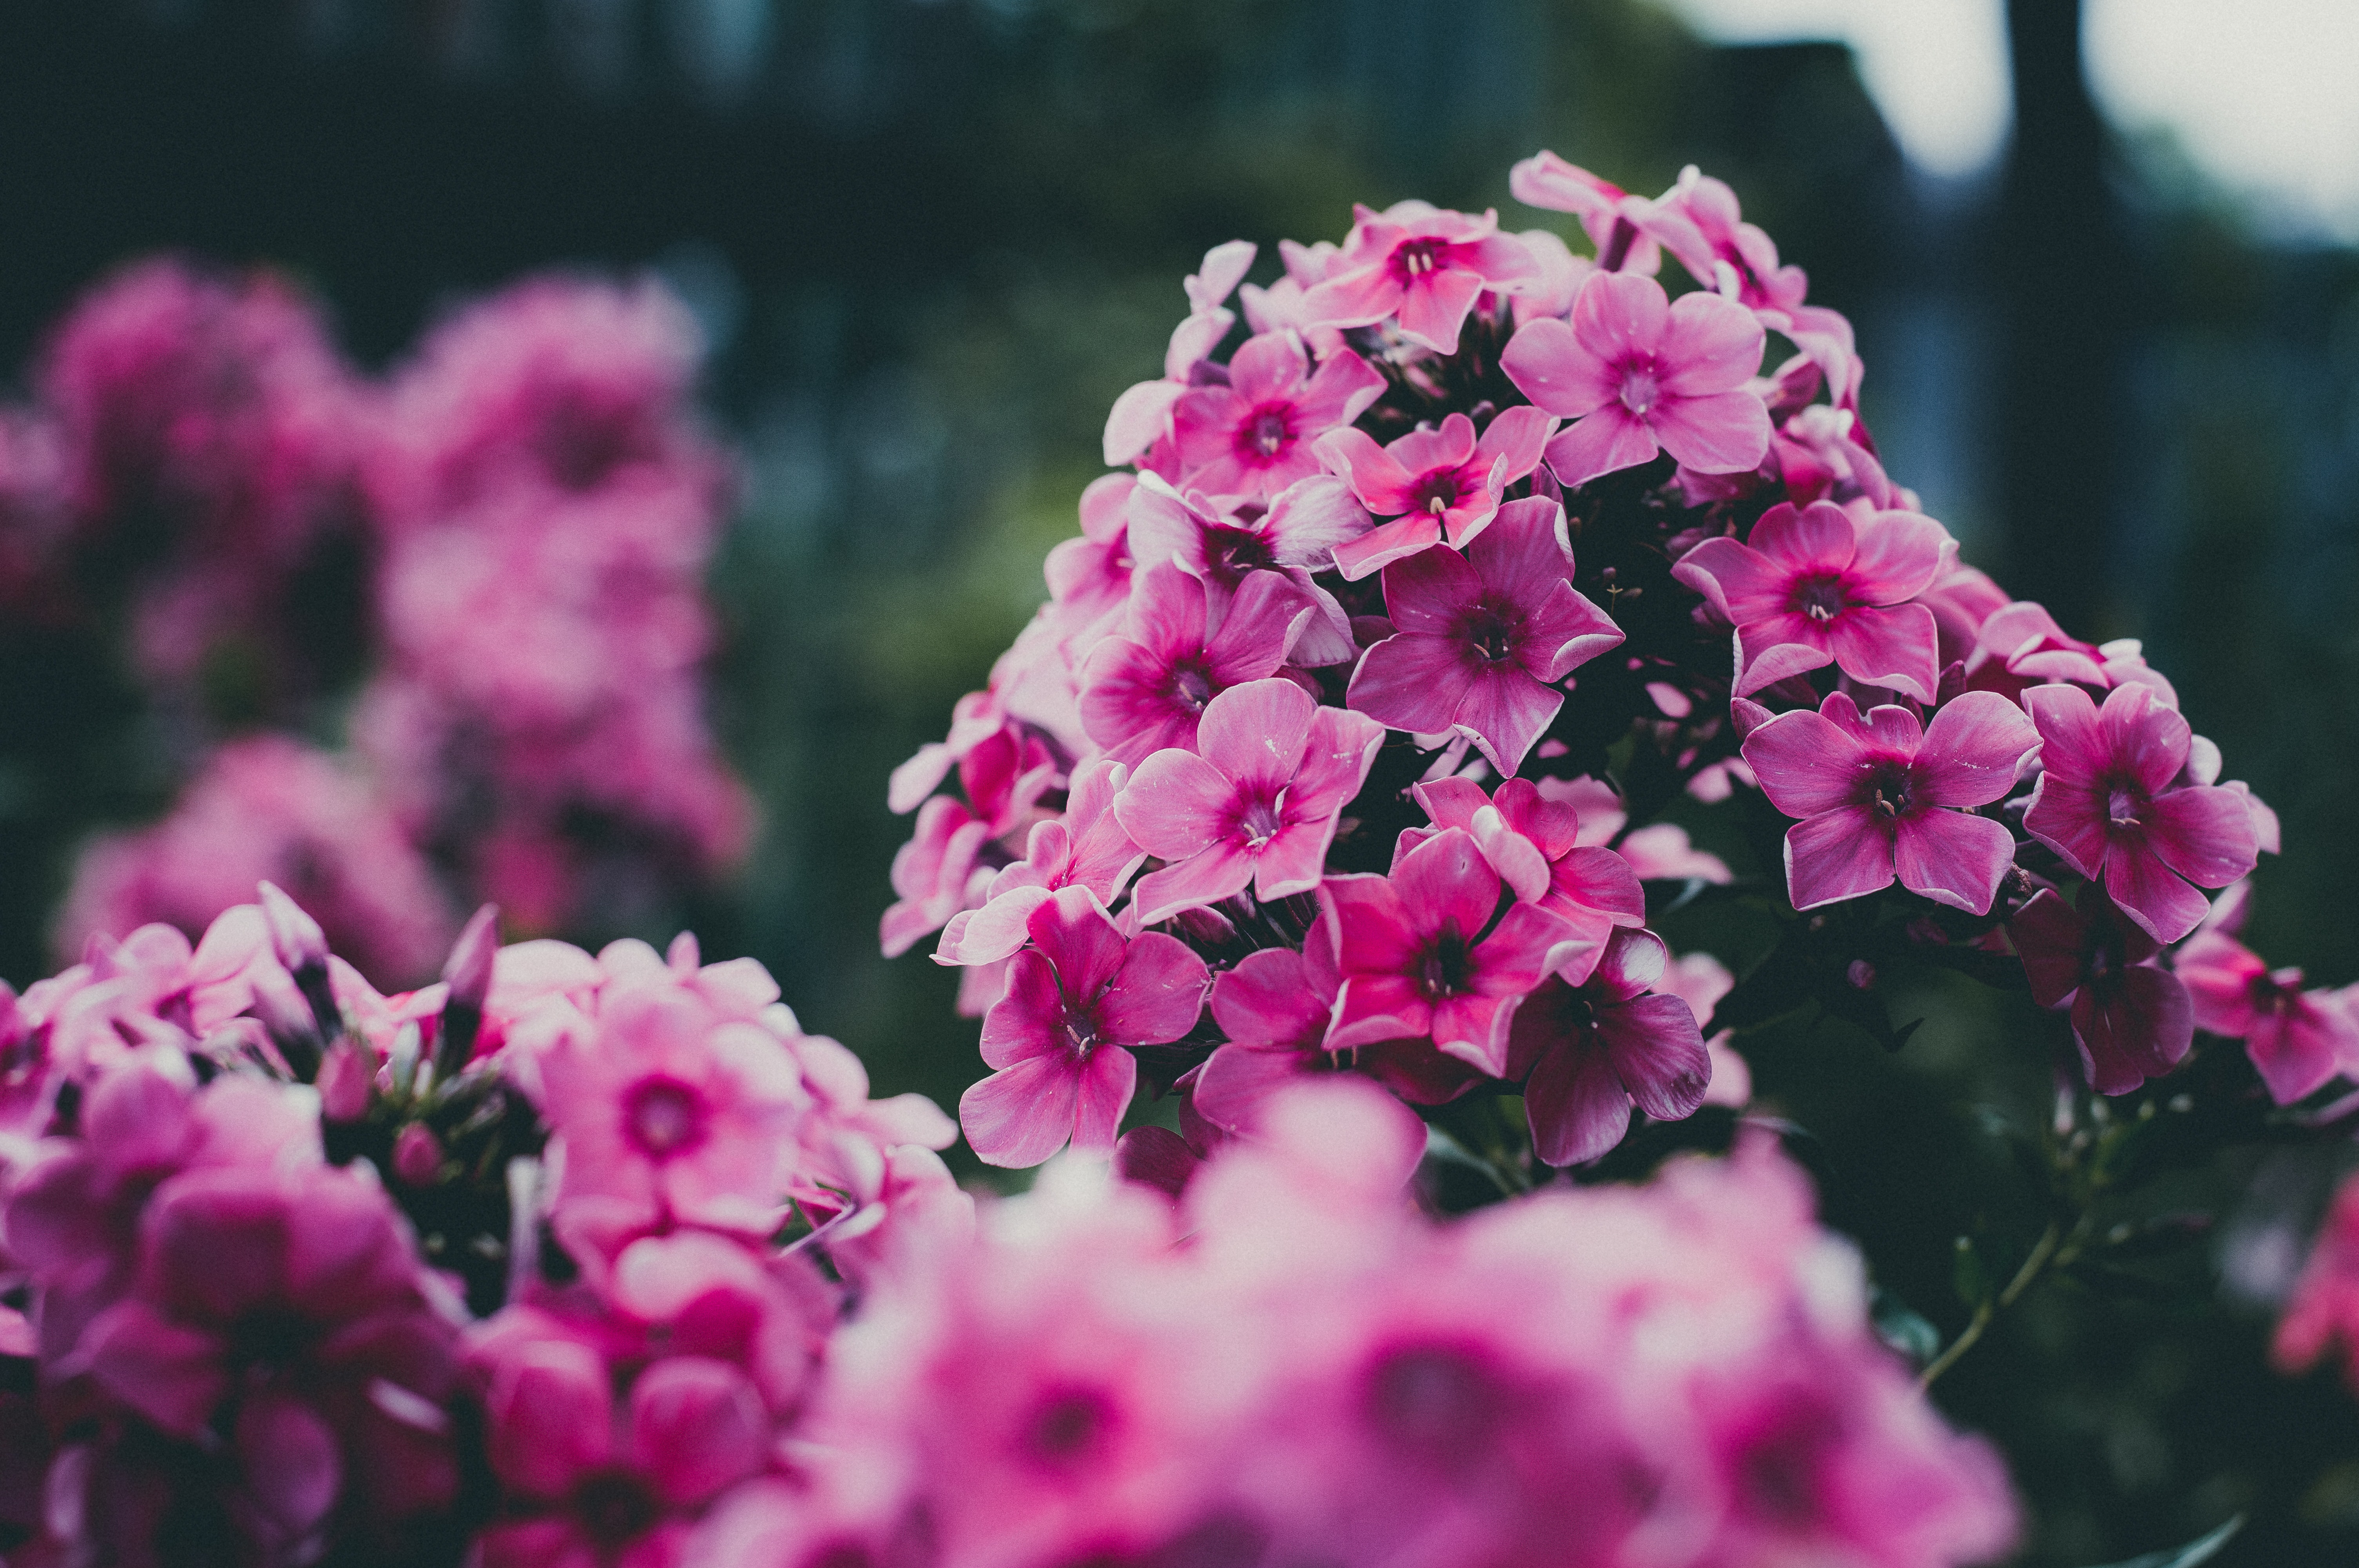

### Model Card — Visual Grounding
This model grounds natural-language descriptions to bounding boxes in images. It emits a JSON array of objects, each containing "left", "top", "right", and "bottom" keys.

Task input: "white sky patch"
[
  {"left": 1653, "top": 0, "right": 2013, "bottom": 179},
  {"left": 2085, "top": 0, "right": 2359, "bottom": 242}
]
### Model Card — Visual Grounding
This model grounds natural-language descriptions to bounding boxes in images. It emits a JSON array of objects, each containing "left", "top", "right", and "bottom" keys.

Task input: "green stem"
[{"left": 1919, "top": 1220, "right": 2064, "bottom": 1389}]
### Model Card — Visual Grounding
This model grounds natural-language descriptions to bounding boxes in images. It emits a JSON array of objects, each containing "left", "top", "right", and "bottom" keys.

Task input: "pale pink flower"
[
  {"left": 1079, "top": 560, "right": 1310, "bottom": 764},
  {"left": 937, "top": 757, "right": 1147, "bottom": 967},
  {"left": 1169, "top": 332, "right": 1386, "bottom": 502},
  {"left": 1741, "top": 690, "right": 2037, "bottom": 913},
  {"left": 1315, "top": 406, "right": 1557, "bottom": 580},
  {"left": 2010, "top": 884, "right": 2193, "bottom": 1096},
  {"left": 1116, "top": 679, "right": 1385, "bottom": 925},
  {"left": 2022, "top": 681, "right": 2260, "bottom": 944},
  {"left": 879, "top": 796, "right": 995, "bottom": 961},
  {"left": 1500, "top": 269, "right": 1769, "bottom": 487},
  {"left": 1402, "top": 774, "right": 1644, "bottom": 981},
  {"left": 1346, "top": 495, "right": 1622, "bottom": 775},
  {"left": 958, "top": 887, "right": 1209, "bottom": 1168},
  {"left": 1298, "top": 201, "right": 1541, "bottom": 354},
  {"left": 1672, "top": 498, "right": 1954, "bottom": 704},
  {"left": 1322, "top": 828, "right": 1572, "bottom": 1076},
  {"left": 1126, "top": 471, "right": 1371, "bottom": 591},
  {"left": 1505, "top": 929, "right": 1710, "bottom": 1166}
]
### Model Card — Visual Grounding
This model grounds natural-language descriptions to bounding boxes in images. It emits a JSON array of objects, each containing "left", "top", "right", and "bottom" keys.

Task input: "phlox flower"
[
  {"left": 1499, "top": 269, "right": 1769, "bottom": 488},
  {"left": 1346, "top": 495, "right": 1623, "bottom": 776},
  {"left": 1321, "top": 827, "right": 1572, "bottom": 1077},
  {"left": 1079, "top": 560, "right": 1311, "bottom": 764},
  {"left": 878, "top": 795, "right": 994, "bottom": 960},
  {"left": 1674, "top": 498, "right": 1953, "bottom": 704},
  {"left": 1123, "top": 473, "right": 1366, "bottom": 666},
  {"left": 2022, "top": 681, "right": 2260, "bottom": 943},
  {"left": 937, "top": 757, "right": 1147, "bottom": 967},
  {"left": 1741, "top": 690, "right": 2037, "bottom": 914},
  {"left": 1638, "top": 163, "right": 1858, "bottom": 392},
  {"left": 1316, "top": 405, "right": 1557, "bottom": 581},
  {"left": 1508, "top": 150, "right": 1664, "bottom": 273},
  {"left": 2175, "top": 902, "right": 2359, "bottom": 1104},
  {"left": 1530, "top": 773, "right": 1734, "bottom": 884},
  {"left": 1192, "top": 935, "right": 1343, "bottom": 1137},
  {"left": 1403, "top": 774, "right": 1645, "bottom": 983},
  {"left": 2275, "top": 1170, "right": 2359, "bottom": 1390},
  {"left": 1659, "top": 949, "right": 1751, "bottom": 1107},
  {"left": 1505, "top": 929, "right": 1710, "bottom": 1167},
  {"left": 1116, "top": 678, "right": 1386, "bottom": 926},
  {"left": 2010, "top": 883, "right": 2193, "bottom": 1096},
  {"left": 1103, "top": 240, "right": 1256, "bottom": 466},
  {"left": 958, "top": 887, "right": 1209, "bottom": 1168},
  {"left": 1298, "top": 201, "right": 1542, "bottom": 355},
  {"left": 1963, "top": 599, "right": 2175, "bottom": 706},
  {"left": 1169, "top": 330, "right": 1386, "bottom": 502},
  {"left": 70, "top": 1162, "right": 461, "bottom": 1554}
]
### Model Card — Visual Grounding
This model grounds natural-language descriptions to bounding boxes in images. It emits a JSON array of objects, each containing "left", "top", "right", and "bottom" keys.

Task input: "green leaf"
[{"left": 2078, "top": 1514, "right": 2244, "bottom": 1568}]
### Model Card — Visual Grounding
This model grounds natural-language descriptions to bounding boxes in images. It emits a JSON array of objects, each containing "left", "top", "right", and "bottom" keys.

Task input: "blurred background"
[{"left": 1, "top": 0, "right": 2357, "bottom": 1561}]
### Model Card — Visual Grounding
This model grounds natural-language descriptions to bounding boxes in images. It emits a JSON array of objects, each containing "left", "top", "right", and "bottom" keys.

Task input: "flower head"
[{"left": 1346, "top": 496, "right": 1623, "bottom": 775}]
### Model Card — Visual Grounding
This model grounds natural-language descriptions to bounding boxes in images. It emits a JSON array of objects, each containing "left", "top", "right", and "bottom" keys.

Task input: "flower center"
[
  {"left": 1460, "top": 600, "right": 1520, "bottom": 663},
  {"left": 622, "top": 1077, "right": 708, "bottom": 1159},
  {"left": 1396, "top": 239, "right": 1445, "bottom": 279},
  {"left": 2105, "top": 781, "right": 2143, "bottom": 831},
  {"left": 1024, "top": 1387, "right": 1116, "bottom": 1470},
  {"left": 1167, "top": 658, "right": 1216, "bottom": 712},
  {"left": 1203, "top": 522, "right": 1275, "bottom": 579},
  {"left": 1618, "top": 362, "right": 1661, "bottom": 416},
  {"left": 1237, "top": 791, "right": 1286, "bottom": 849},
  {"left": 1060, "top": 1008, "right": 1101, "bottom": 1061},
  {"left": 1861, "top": 760, "right": 1914, "bottom": 823},
  {"left": 1246, "top": 406, "right": 1292, "bottom": 459},
  {"left": 1412, "top": 471, "right": 1463, "bottom": 516},
  {"left": 1792, "top": 575, "right": 1849, "bottom": 623},
  {"left": 1416, "top": 925, "right": 1477, "bottom": 1000}
]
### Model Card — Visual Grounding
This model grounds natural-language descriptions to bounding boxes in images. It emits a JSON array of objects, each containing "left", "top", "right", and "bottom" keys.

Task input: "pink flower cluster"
[
  {"left": 8, "top": 261, "right": 753, "bottom": 977},
  {"left": 889, "top": 150, "right": 2308, "bottom": 1188},
  {"left": 0, "top": 888, "right": 965, "bottom": 1565},
  {"left": 721, "top": 1082, "right": 2018, "bottom": 1568}
]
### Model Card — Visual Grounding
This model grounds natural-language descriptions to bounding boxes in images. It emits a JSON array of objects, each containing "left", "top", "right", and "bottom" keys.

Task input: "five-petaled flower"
[
  {"left": 1500, "top": 269, "right": 1770, "bottom": 488},
  {"left": 1741, "top": 690, "right": 2038, "bottom": 914},
  {"left": 1672, "top": 499, "right": 1953, "bottom": 704},
  {"left": 1504, "top": 928, "right": 1711, "bottom": 1167},
  {"left": 1346, "top": 496, "right": 1623, "bottom": 776},
  {"left": 1169, "top": 331, "right": 1387, "bottom": 502},
  {"left": 1299, "top": 201, "right": 1541, "bottom": 354},
  {"left": 1080, "top": 561, "right": 1311, "bottom": 765},
  {"left": 1316, "top": 407, "right": 1558, "bottom": 581},
  {"left": 2021, "top": 681, "right": 2260, "bottom": 944},
  {"left": 2175, "top": 895, "right": 2359, "bottom": 1104},
  {"left": 959, "top": 886, "right": 1210, "bottom": 1168},
  {"left": 2010, "top": 882, "right": 2192, "bottom": 1096}
]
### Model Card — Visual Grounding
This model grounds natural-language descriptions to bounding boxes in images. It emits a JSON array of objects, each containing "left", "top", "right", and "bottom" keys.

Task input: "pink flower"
[
  {"left": 1298, "top": 202, "right": 1541, "bottom": 354},
  {"left": 1659, "top": 949, "right": 1751, "bottom": 1106},
  {"left": 1080, "top": 560, "right": 1311, "bottom": 764},
  {"left": 1126, "top": 471, "right": 1371, "bottom": 592},
  {"left": 1505, "top": 929, "right": 1710, "bottom": 1166},
  {"left": 1741, "top": 690, "right": 2037, "bottom": 914},
  {"left": 1115, "top": 679, "right": 1385, "bottom": 925},
  {"left": 2175, "top": 915, "right": 2359, "bottom": 1105},
  {"left": 525, "top": 970, "right": 812, "bottom": 1234},
  {"left": 936, "top": 757, "right": 1147, "bottom": 967},
  {"left": 2022, "top": 682, "right": 2260, "bottom": 943},
  {"left": 1508, "top": 151, "right": 1663, "bottom": 272},
  {"left": 1499, "top": 269, "right": 1769, "bottom": 487},
  {"left": 1345, "top": 495, "right": 1623, "bottom": 775},
  {"left": 958, "top": 887, "right": 1209, "bottom": 1168},
  {"left": 1672, "top": 499, "right": 1953, "bottom": 704},
  {"left": 1103, "top": 240, "right": 1256, "bottom": 466},
  {"left": 878, "top": 795, "right": 994, "bottom": 960},
  {"left": 53, "top": 737, "right": 456, "bottom": 987},
  {"left": 1637, "top": 164, "right": 1858, "bottom": 392},
  {"left": 1315, "top": 406, "right": 1558, "bottom": 581},
  {"left": 1963, "top": 600, "right": 2175, "bottom": 706},
  {"left": 72, "top": 1162, "right": 460, "bottom": 1552},
  {"left": 1321, "top": 828, "right": 1573, "bottom": 1076},
  {"left": 1192, "top": 936, "right": 1342, "bottom": 1135},
  {"left": 1169, "top": 331, "right": 1386, "bottom": 502},
  {"left": 1402, "top": 774, "right": 1645, "bottom": 980},
  {"left": 2010, "top": 884, "right": 2192, "bottom": 1096},
  {"left": 1533, "top": 773, "right": 1734, "bottom": 884},
  {"left": 2275, "top": 1170, "right": 2359, "bottom": 1390}
]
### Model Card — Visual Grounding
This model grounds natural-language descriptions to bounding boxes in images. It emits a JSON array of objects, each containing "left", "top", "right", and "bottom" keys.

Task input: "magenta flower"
[
  {"left": 1345, "top": 496, "right": 1623, "bottom": 775},
  {"left": 1116, "top": 679, "right": 1385, "bottom": 925},
  {"left": 1403, "top": 774, "right": 1645, "bottom": 980},
  {"left": 2276, "top": 1171, "right": 2359, "bottom": 1389},
  {"left": 936, "top": 757, "right": 1147, "bottom": 967},
  {"left": 1636, "top": 165, "right": 1858, "bottom": 392},
  {"left": 959, "top": 887, "right": 1210, "bottom": 1168},
  {"left": 1080, "top": 561, "right": 1311, "bottom": 764},
  {"left": 1315, "top": 405, "right": 1558, "bottom": 581},
  {"left": 1504, "top": 929, "right": 1710, "bottom": 1167},
  {"left": 1740, "top": 690, "right": 2037, "bottom": 914},
  {"left": 1126, "top": 472, "right": 1372, "bottom": 591},
  {"left": 1192, "top": 938, "right": 1341, "bottom": 1136},
  {"left": 1298, "top": 201, "right": 1541, "bottom": 354},
  {"left": 1499, "top": 269, "right": 1769, "bottom": 487},
  {"left": 74, "top": 1163, "right": 460, "bottom": 1551},
  {"left": 1321, "top": 827, "right": 1570, "bottom": 1076},
  {"left": 1169, "top": 331, "right": 1385, "bottom": 502},
  {"left": 1672, "top": 499, "right": 1953, "bottom": 704},
  {"left": 2022, "top": 681, "right": 2260, "bottom": 943},
  {"left": 2011, "top": 884, "right": 2192, "bottom": 1096},
  {"left": 2175, "top": 921, "right": 2359, "bottom": 1105}
]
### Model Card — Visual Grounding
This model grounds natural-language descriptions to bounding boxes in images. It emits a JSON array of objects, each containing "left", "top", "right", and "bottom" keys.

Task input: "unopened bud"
[
  {"left": 432, "top": 905, "right": 499, "bottom": 1083},
  {"left": 258, "top": 882, "right": 328, "bottom": 976},
  {"left": 318, "top": 1040, "right": 373, "bottom": 1123},
  {"left": 392, "top": 1123, "right": 443, "bottom": 1187},
  {"left": 1845, "top": 959, "right": 1877, "bottom": 990}
]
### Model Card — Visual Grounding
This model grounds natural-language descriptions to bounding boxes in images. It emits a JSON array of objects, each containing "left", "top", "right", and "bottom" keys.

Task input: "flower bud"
[
  {"left": 432, "top": 904, "right": 499, "bottom": 1083},
  {"left": 318, "top": 1039, "right": 373, "bottom": 1123},
  {"left": 393, "top": 1123, "right": 443, "bottom": 1188}
]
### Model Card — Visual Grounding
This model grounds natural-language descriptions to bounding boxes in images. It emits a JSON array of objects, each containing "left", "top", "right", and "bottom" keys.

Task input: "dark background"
[{"left": 2, "top": 2, "right": 2358, "bottom": 1561}]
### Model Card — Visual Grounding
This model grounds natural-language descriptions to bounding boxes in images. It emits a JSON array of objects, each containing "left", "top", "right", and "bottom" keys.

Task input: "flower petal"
[
  {"left": 959, "top": 1055, "right": 1083, "bottom": 1168},
  {"left": 1649, "top": 388, "right": 1772, "bottom": 475},
  {"left": 1893, "top": 809, "right": 2017, "bottom": 915},
  {"left": 1784, "top": 806, "right": 1896, "bottom": 909},
  {"left": 1913, "top": 691, "right": 2039, "bottom": 808},
  {"left": 1742, "top": 708, "right": 1868, "bottom": 818},
  {"left": 1525, "top": 1036, "right": 1632, "bottom": 1167}
]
